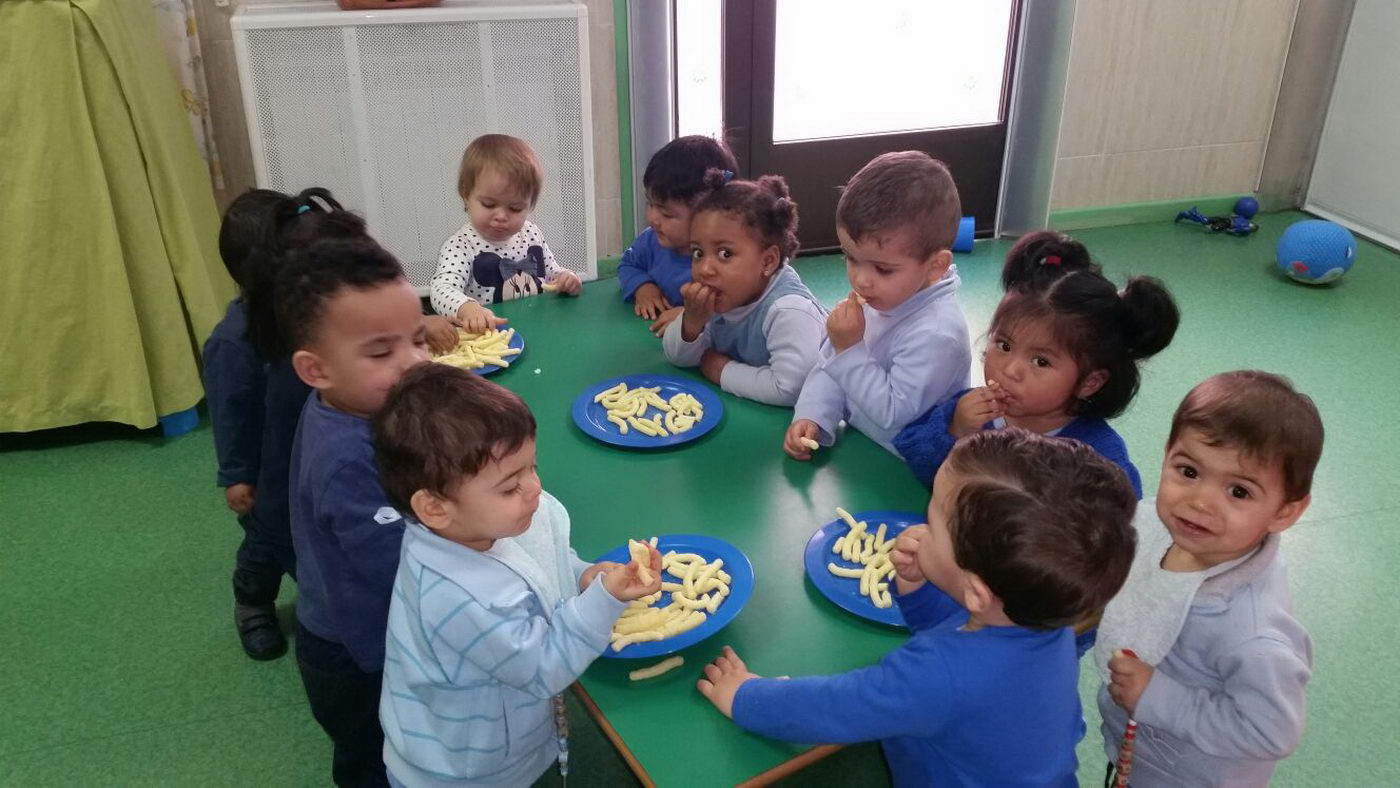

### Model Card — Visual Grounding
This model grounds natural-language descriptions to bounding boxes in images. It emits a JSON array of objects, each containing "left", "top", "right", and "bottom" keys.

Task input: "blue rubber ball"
[
  {"left": 1234, "top": 196, "right": 1259, "bottom": 219},
  {"left": 1276, "top": 220, "right": 1355, "bottom": 285}
]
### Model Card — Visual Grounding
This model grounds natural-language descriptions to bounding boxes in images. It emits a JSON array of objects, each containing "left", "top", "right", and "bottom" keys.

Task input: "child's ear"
[
  {"left": 762, "top": 245, "right": 781, "bottom": 276},
  {"left": 291, "top": 349, "right": 331, "bottom": 390},
  {"left": 410, "top": 489, "right": 452, "bottom": 531},
  {"left": 1077, "top": 369, "right": 1109, "bottom": 400},
  {"left": 1268, "top": 494, "right": 1310, "bottom": 535},
  {"left": 927, "top": 249, "right": 953, "bottom": 280},
  {"left": 960, "top": 571, "right": 997, "bottom": 617}
]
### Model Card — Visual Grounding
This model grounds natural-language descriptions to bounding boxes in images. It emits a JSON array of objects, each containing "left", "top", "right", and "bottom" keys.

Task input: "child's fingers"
[
  {"left": 721, "top": 645, "right": 745, "bottom": 671},
  {"left": 697, "top": 678, "right": 714, "bottom": 698}
]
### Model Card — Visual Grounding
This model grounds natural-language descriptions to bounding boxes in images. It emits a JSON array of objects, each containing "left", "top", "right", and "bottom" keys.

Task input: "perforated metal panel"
[{"left": 232, "top": 2, "right": 595, "bottom": 290}]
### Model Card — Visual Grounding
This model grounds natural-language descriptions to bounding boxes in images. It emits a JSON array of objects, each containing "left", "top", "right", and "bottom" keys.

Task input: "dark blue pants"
[
  {"left": 232, "top": 510, "right": 295, "bottom": 606},
  {"left": 296, "top": 624, "right": 388, "bottom": 788}
]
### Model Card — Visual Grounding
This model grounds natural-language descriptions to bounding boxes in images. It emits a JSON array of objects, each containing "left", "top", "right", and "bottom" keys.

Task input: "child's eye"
[
  {"left": 1229, "top": 485, "right": 1251, "bottom": 500},
  {"left": 874, "top": 267, "right": 893, "bottom": 276},
  {"left": 690, "top": 248, "right": 704, "bottom": 261},
  {"left": 717, "top": 248, "right": 733, "bottom": 261},
  {"left": 1178, "top": 465, "right": 1198, "bottom": 479},
  {"left": 1032, "top": 356, "right": 1051, "bottom": 368},
  {"left": 995, "top": 339, "right": 1011, "bottom": 352}
]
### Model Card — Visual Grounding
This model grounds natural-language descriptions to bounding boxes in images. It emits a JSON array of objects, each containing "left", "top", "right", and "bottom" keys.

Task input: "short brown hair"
[
  {"left": 1168, "top": 371, "right": 1324, "bottom": 502},
  {"left": 836, "top": 151, "right": 961, "bottom": 259},
  {"left": 372, "top": 364, "right": 537, "bottom": 514},
  {"left": 944, "top": 429, "right": 1138, "bottom": 630},
  {"left": 457, "top": 134, "right": 544, "bottom": 206}
]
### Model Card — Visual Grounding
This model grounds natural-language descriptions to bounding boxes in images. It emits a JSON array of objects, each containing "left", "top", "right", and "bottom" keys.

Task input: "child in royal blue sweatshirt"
[
  {"left": 281, "top": 234, "right": 430, "bottom": 787},
  {"left": 698, "top": 429, "right": 1138, "bottom": 786},
  {"left": 618, "top": 135, "right": 739, "bottom": 336},
  {"left": 894, "top": 231, "right": 1181, "bottom": 498}
]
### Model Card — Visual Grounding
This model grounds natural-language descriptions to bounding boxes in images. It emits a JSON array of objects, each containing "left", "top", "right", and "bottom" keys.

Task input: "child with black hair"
[
  {"left": 698, "top": 429, "right": 1138, "bottom": 785},
  {"left": 894, "top": 230, "right": 1180, "bottom": 498},
  {"left": 205, "top": 186, "right": 363, "bottom": 660},
  {"left": 662, "top": 171, "right": 827, "bottom": 406},
  {"left": 280, "top": 235, "right": 430, "bottom": 787},
  {"left": 618, "top": 135, "right": 740, "bottom": 335}
]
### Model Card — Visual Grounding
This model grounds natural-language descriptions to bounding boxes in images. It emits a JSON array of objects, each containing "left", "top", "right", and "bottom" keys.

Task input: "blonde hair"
[{"left": 457, "top": 134, "right": 543, "bottom": 207}]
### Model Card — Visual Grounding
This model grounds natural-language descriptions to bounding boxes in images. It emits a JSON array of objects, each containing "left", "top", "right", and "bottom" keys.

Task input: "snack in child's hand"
[
  {"left": 826, "top": 506, "right": 897, "bottom": 609},
  {"left": 628, "top": 539, "right": 653, "bottom": 584},
  {"left": 799, "top": 437, "right": 820, "bottom": 451},
  {"left": 433, "top": 328, "right": 521, "bottom": 370},
  {"left": 610, "top": 549, "right": 732, "bottom": 652},
  {"left": 594, "top": 382, "right": 704, "bottom": 437}
]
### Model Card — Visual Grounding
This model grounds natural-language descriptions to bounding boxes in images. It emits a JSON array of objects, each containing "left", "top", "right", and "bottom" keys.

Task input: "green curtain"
[{"left": 0, "top": 0, "right": 235, "bottom": 432}]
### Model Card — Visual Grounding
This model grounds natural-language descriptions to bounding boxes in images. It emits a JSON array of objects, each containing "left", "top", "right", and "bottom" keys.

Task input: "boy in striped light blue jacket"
[{"left": 371, "top": 364, "right": 662, "bottom": 787}]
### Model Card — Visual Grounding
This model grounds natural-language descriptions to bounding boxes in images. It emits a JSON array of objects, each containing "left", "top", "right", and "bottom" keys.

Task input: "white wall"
[
  {"left": 1051, "top": 0, "right": 1298, "bottom": 211},
  {"left": 193, "top": 0, "right": 624, "bottom": 259}
]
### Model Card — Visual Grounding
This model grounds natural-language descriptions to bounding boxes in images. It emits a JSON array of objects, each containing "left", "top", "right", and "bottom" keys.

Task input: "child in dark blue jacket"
[
  {"left": 697, "top": 429, "right": 1138, "bottom": 786},
  {"left": 894, "top": 230, "right": 1181, "bottom": 498}
]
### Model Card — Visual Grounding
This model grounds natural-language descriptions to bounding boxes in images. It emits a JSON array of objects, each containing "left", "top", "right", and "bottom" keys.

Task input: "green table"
[{"left": 487, "top": 273, "right": 931, "bottom": 787}]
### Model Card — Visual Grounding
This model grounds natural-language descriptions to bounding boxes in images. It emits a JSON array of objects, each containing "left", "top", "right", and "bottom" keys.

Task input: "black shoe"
[{"left": 235, "top": 602, "right": 288, "bottom": 660}]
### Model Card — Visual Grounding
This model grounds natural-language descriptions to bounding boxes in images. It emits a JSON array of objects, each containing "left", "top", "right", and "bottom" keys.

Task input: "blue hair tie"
[
  {"left": 721, "top": 169, "right": 734, "bottom": 184},
  {"left": 297, "top": 205, "right": 312, "bottom": 214}
]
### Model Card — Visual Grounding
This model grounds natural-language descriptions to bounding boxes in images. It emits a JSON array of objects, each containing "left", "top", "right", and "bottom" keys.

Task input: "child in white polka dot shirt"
[{"left": 430, "top": 135, "right": 582, "bottom": 332}]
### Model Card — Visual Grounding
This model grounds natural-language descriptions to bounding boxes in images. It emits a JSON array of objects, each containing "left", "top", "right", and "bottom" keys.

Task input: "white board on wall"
[{"left": 1305, "top": 0, "right": 1400, "bottom": 250}]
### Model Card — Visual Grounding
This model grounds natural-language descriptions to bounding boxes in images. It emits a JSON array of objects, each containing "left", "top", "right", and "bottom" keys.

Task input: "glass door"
[{"left": 713, "top": 0, "right": 1020, "bottom": 252}]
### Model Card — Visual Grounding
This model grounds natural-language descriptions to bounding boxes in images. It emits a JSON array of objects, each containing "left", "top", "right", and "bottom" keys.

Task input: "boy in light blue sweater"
[
  {"left": 785, "top": 152, "right": 971, "bottom": 458},
  {"left": 1096, "top": 371, "right": 1321, "bottom": 786},
  {"left": 700, "top": 429, "right": 1138, "bottom": 786},
  {"left": 372, "top": 363, "right": 662, "bottom": 787}
]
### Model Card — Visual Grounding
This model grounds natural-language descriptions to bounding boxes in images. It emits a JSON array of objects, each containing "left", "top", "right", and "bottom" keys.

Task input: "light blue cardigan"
[{"left": 380, "top": 492, "right": 625, "bottom": 787}]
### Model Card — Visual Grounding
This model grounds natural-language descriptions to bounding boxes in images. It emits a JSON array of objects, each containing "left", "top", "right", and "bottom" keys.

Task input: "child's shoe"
[{"left": 235, "top": 602, "right": 287, "bottom": 660}]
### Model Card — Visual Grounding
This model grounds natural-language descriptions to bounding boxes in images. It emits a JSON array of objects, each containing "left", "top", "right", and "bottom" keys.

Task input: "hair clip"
[
  {"left": 297, "top": 205, "right": 312, "bottom": 214},
  {"left": 1041, "top": 255, "right": 1061, "bottom": 266},
  {"left": 721, "top": 169, "right": 734, "bottom": 184}
]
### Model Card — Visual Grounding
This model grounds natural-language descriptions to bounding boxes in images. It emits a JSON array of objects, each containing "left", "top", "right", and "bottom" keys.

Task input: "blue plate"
[
  {"left": 474, "top": 330, "right": 525, "bottom": 376},
  {"left": 594, "top": 534, "right": 753, "bottom": 659},
  {"left": 571, "top": 375, "right": 723, "bottom": 448},
  {"left": 803, "top": 510, "right": 924, "bottom": 627},
  {"left": 432, "top": 330, "right": 525, "bottom": 377}
]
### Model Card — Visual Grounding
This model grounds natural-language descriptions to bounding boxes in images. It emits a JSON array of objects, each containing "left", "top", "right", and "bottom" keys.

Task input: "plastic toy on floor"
[{"left": 1174, "top": 205, "right": 1258, "bottom": 236}]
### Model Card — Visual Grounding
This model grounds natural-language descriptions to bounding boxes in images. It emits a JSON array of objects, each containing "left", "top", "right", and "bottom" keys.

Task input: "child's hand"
[
  {"left": 578, "top": 561, "right": 621, "bottom": 591},
  {"left": 633, "top": 283, "right": 672, "bottom": 320},
  {"left": 424, "top": 315, "right": 459, "bottom": 355},
  {"left": 697, "top": 646, "right": 761, "bottom": 719},
  {"left": 783, "top": 419, "right": 821, "bottom": 460},
  {"left": 826, "top": 292, "right": 866, "bottom": 352},
  {"left": 889, "top": 524, "right": 929, "bottom": 592},
  {"left": 225, "top": 483, "right": 256, "bottom": 515},
  {"left": 679, "top": 282, "right": 719, "bottom": 341},
  {"left": 547, "top": 270, "right": 582, "bottom": 296},
  {"left": 602, "top": 544, "right": 663, "bottom": 601},
  {"left": 649, "top": 306, "right": 683, "bottom": 337},
  {"left": 951, "top": 386, "right": 1004, "bottom": 438},
  {"left": 700, "top": 350, "right": 731, "bottom": 384},
  {"left": 456, "top": 301, "right": 507, "bottom": 334},
  {"left": 1107, "top": 649, "right": 1153, "bottom": 716}
]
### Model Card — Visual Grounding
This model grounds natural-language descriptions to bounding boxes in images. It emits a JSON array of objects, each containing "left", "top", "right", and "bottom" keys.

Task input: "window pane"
[
  {"left": 676, "top": 0, "right": 724, "bottom": 140},
  {"left": 773, "top": 0, "right": 1014, "bottom": 143}
]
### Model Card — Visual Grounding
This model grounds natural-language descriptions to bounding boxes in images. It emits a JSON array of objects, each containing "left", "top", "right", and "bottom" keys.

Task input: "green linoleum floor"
[{"left": 2, "top": 210, "right": 1397, "bottom": 785}]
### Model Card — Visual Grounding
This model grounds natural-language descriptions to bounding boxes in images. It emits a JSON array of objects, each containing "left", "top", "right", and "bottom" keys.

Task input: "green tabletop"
[{"left": 484, "top": 261, "right": 952, "bottom": 787}]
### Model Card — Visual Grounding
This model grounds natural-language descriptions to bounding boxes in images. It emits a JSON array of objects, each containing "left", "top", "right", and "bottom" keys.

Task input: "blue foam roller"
[
  {"left": 159, "top": 406, "right": 199, "bottom": 437},
  {"left": 953, "top": 216, "right": 975, "bottom": 253}
]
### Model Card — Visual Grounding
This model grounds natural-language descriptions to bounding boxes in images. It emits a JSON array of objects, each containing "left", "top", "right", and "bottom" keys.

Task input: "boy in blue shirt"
[
  {"left": 203, "top": 188, "right": 298, "bottom": 660},
  {"left": 699, "top": 429, "right": 1139, "bottom": 786},
  {"left": 618, "top": 135, "right": 739, "bottom": 335},
  {"left": 785, "top": 152, "right": 972, "bottom": 459},
  {"left": 281, "top": 235, "right": 430, "bottom": 787},
  {"left": 372, "top": 363, "right": 661, "bottom": 786}
]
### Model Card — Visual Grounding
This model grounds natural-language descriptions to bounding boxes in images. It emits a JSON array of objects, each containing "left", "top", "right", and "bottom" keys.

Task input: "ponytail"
[{"left": 693, "top": 171, "right": 801, "bottom": 260}]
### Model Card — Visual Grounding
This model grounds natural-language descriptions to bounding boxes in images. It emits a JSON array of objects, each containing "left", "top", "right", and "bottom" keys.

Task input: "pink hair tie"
[{"left": 1042, "top": 255, "right": 1061, "bottom": 265}]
